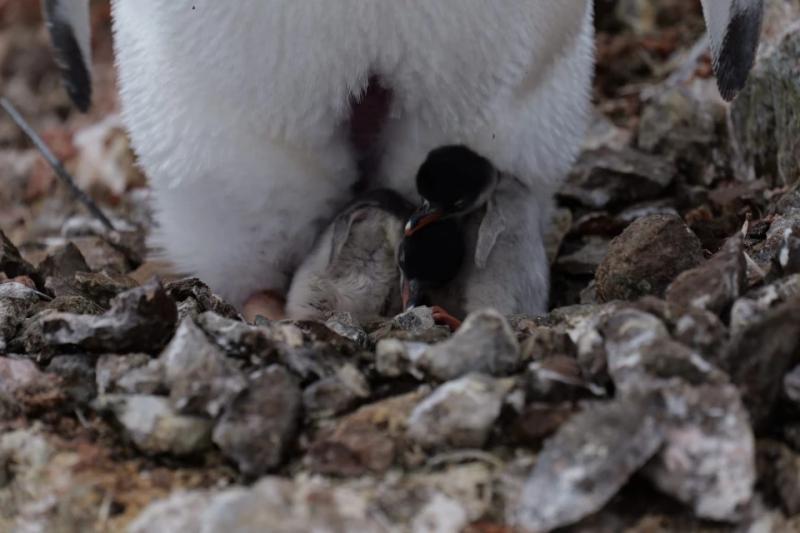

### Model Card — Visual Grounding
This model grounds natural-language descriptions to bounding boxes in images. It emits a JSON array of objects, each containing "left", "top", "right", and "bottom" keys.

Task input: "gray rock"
[
  {"left": 646, "top": 383, "right": 755, "bottom": 521},
  {"left": 730, "top": 274, "right": 800, "bottom": 334},
  {"left": 559, "top": 147, "right": 675, "bottom": 210},
  {"left": 93, "top": 394, "right": 213, "bottom": 456},
  {"left": 555, "top": 237, "right": 610, "bottom": 276},
  {"left": 512, "top": 395, "right": 665, "bottom": 531},
  {"left": 45, "top": 355, "right": 96, "bottom": 405},
  {"left": 95, "top": 353, "right": 160, "bottom": 395},
  {"left": 38, "top": 241, "right": 90, "bottom": 280},
  {"left": 666, "top": 235, "right": 746, "bottom": 315},
  {"left": 670, "top": 307, "right": 728, "bottom": 359},
  {"left": 721, "top": 298, "right": 800, "bottom": 426},
  {"left": 162, "top": 318, "right": 247, "bottom": 417},
  {"left": 68, "top": 270, "right": 139, "bottom": 307},
  {"left": 407, "top": 374, "right": 511, "bottom": 450},
  {"left": 212, "top": 365, "right": 301, "bottom": 476},
  {"left": 196, "top": 311, "right": 274, "bottom": 359},
  {"left": 325, "top": 312, "right": 371, "bottom": 349},
  {"left": 303, "top": 363, "right": 370, "bottom": 419},
  {"left": 596, "top": 214, "right": 704, "bottom": 302},
  {"left": 41, "top": 280, "right": 178, "bottom": 353},
  {"left": 0, "top": 282, "right": 44, "bottom": 352},
  {"left": 129, "top": 477, "right": 384, "bottom": 533},
  {"left": 70, "top": 236, "right": 131, "bottom": 274},
  {"left": 601, "top": 308, "right": 726, "bottom": 391},
  {"left": 164, "top": 277, "right": 240, "bottom": 321},
  {"left": 0, "top": 356, "right": 64, "bottom": 416},
  {"left": 418, "top": 309, "right": 521, "bottom": 381},
  {"left": 731, "top": 24, "right": 800, "bottom": 187},
  {"left": 526, "top": 356, "right": 604, "bottom": 402},
  {"left": 0, "top": 229, "right": 40, "bottom": 286},
  {"left": 756, "top": 440, "right": 800, "bottom": 517}
]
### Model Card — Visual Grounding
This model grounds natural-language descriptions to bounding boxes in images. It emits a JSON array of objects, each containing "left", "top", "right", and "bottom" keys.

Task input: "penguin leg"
[{"left": 147, "top": 135, "right": 357, "bottom": 310}]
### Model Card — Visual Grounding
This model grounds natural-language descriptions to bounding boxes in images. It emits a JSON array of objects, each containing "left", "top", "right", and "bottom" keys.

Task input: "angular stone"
[
  {"left": 0, "top": 229, "right": 40, "bottom": 286},
  {"left": 646, "top": 383, "right": 755, "bottom": 521},
  {"left": 559, "top": 147, "right": 675, "bottom": 210},
  {"left": 165, "top": 278, "right": 239, "bottom": 321},
  {"left": 731, "top": 26, "right": 800, "bottom": 187},
  {"left": 302, "top": 364, "right": 370, "bottom": 419},
  {"left": 757, "top": 440, "right": 800, "bottom": 517},
  {"left": 93, "top": 394, "right": 213, "bottom": 456},
  {"left": 95, "top": 353, "right": 159, "bottom": 395},
  {"left": 37, "top": 241, "right": 90, "bottom": 280},
  {"left": 162, "top": 318, "right": 246, "bottom": 417},
  {"left": 666, "top": 235, "right": 746, "bottom": 315},
  {"left": 721, "top": 298, "right": 800, "bottom": 426},
  {"left": 41, "top": 280, "right": 178, "bottom": 353},
  {"left": 0, "top": 282, "right": 44, "bottom": 352},
  {"left": 413, "top": 310, "right": 520, "bottom": 381},
  {"left": 512, "top": 395, "right": 664, "bottom": 531},
  {"left": 0, "top": 357, "right": 64, "bottom": 415},
  {"left": 213, "top": 366, "right": 301, "bottom": 476},
  {"left": 596, "top": 214, "right": 704, "bottom": 302},
  {"left": 730, "top": 274, "right": 800, "bottom": 334},
  {"left": 407, "top": 374, "right": 510, "bottom": 450},
  {"left": 45, "top": 355, "right": 96, "bottom": 405},
  {"left": 308, "top": 388, "right": 427, "bottom": 476},
  {"left": 196, "top": 311, "right": 275, "bottom": 359}
]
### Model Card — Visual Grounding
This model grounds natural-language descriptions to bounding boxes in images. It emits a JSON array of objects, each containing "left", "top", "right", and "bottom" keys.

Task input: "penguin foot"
[
  {"left": 243, "top": 290, "right": 286, "bottom": 322},
  {"left": 431, "top": 306, "right": 462, "bottom": 331}
]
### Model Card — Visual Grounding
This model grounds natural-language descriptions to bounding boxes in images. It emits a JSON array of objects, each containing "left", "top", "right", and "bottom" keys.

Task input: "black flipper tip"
[{"left": 714, "top": 2, "right": 764, "bottom": 101}]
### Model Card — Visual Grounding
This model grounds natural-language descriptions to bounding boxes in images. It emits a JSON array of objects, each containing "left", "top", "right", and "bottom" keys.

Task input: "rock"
[
  {"left": 756, "top": 440, "right": 800, "bottom": 517},
  {"left": 196, "top": 311, "right": 275, "bottom": 359},
  {"left": 721, "top": 298, "right": 800, "bottom": 426},
  {"left": 161, "top": 318, "right": 247, "bottom": 417},
  {"left": 68, "top": 270, "right": 139, "bottom": 307},
  {"left": 512, "top": 395, "right": 665, "bottom": 531},
  {"left": 95, "top": 353, "right": 162, "bottom": 395},
  {"left": 378, "top": 310, "right": 520, "bottom": 381},
  {"left": 669, "top": 307, "right": 728, "bottom": 359},
  {"left": 0, "top": 282, "right": 44, "bottom": 351},
  {"left": 731, "top": 24, "right": 800, "bottom": 187},
  {"left": 45, "top": 355, "right": 96, "bottom": 405},
  {"left": 555, "top": 237, "right": 610, "bottom": 276},
  {"left": 41, "top": 280, "right": 178, "bottom": 353},
  {"left": 785, "top": 364, "right": 800, "bottom": 410},
  {"left": 545, "top": 208, "right": 573, "bottom": 264},
  {"left": 407, "top": 374, "right": 510, "bottom": 450},
  {"left": 325, "top": 312, "right": 371, "bottom": 349},
  {"left": 70, "top": 236, "right": 131, "bottom": 274},
  {"left": 303, "top": 363, "right": 371, "bottom": 419},
  {"left": 526, "top": 356, "right": 604, "bottom": 402},
  {"left": 511, "top": 402, "right": 577, "bottom": 447},
  {"left": 637, "top": 83, "right": 728, "bottom": 186},
  {"left": 129, "top": 477, "right": 383, "bottom": 533},
  {"left": 165, "top": 278, "right": 239, "bottom": 321},
  {"left": 212, "top": 365, "right": 301, "bottom": 476},
  {"left": 0, "top": 357, "right": 64, "bottom": 416},
  {"left": 0, "top": 229, "right": 40, "bottom": 286},
  {"left": 37, "top": 241, "right": 90, "bottom": 280},
  {"left": 601, "top": 308, "right": 725, "bottom": 392},
  {"left": 559, "top": 147, "right": 675, "bottom": 210},
  {"left": 665, "top": 235, "right": 746, "bottom": 315},
  {"left": 646, "top": 383, "right": 756, "bottom": 521},
  {"left": 308, "top": 388, "right": 427, "bottom": 476},
  {"left": 596, "top": 214, "right": 704, "bottom": 302},
  {"left": 730, "top": 274, "right": 800, "bottom": 334},
  {"left": 370, "top": 306, "right": 451, "bottom": 344},
  {"left": 93, "top": 394, "right": 213, "bottom": 456}
]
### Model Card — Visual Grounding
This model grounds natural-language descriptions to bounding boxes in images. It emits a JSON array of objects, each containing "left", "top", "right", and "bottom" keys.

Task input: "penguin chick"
[{"left": 286, "top": 190, "right": 412, "bottom": 322}]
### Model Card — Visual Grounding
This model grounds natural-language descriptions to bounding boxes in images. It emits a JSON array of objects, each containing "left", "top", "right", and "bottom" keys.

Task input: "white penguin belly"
[{"left": 109, "top": 0, "right": 594, "bottom": 308}]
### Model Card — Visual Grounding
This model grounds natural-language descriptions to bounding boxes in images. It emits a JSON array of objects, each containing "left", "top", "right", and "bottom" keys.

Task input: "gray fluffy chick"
[{"left": 286, "top": 190, "right": 413, "bottom": 322}]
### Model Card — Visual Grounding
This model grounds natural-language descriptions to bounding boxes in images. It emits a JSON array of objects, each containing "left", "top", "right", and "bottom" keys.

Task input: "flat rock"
[
  {"left": 0, "top": 357, "right": 64, "bottom": 416},
  {"left": 512, "top": 395, "right": 665, "bottom": 531},
  {"left": 559, "top": 147, "right": 675, "bottom": 210},
  {"left": 95, "top": 353, "right": 161, "bottom": 395},
  {"left": 41, "top": 280, "right": 178, "bottom": 353},
  {"left": 407, "top": 373, "right": 510, "bottom": 450},
  {"left": 666, "top": 235, "right": 746, "bottom": 315},
  {"left": 93, "top": 394, "right": 213, "bottom": 456},
  {"left": 730, "top": 274, "right": 800, "bottom": 334},
  {"left": 596, "top": 214, "right": 704, "bottom": 302},
  {"left": 0, "top": 230, "right": 40, "bottom": 286},
  {"left": 302, "top": 363, "right": 371, "bottom": 419},
  {"left": 161, "top": 318, "right": 246, "bottom": 417},
  {"left": 377, "top": 310, "right": 520, "bottom": 381},
  {"left": 721, "top": 298, "right": 800, "bottom": 427},
  {"left": 212, "top": 365, "right": 301, "bottom": 476},
  {"left": 308, "top": 388, "right": 427, "bottom": 477},
  {"left": 646, "top": 383, "right": 756, "bottom": 521}
]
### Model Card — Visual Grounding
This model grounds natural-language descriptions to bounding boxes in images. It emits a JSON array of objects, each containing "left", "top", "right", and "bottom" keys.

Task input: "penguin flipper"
[
  {"left": 700, "top": 0, "right": 764, "bottom": 101},
  {"left": 42, "top": 0, "right": 92, "bottom": 112},
  {"left": 475, "top": 198, "right": 506, "bottom": 270}
]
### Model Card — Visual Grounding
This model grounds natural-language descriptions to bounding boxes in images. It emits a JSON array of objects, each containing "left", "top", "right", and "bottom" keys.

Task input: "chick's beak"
[
  {"left": 401, "top": 278, "right": 425, "bottom": 310},
  {"left": 404, "top": 202, "right": 443, "bottom": 236}
]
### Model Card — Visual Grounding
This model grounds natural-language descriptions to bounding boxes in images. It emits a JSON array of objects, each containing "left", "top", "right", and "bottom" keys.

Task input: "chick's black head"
[
  {"left": 398, "top": 218, "right": 465, "bottom": 289},
  {"left": 416, "top": 145, "right": 496, "bottom": 214}
]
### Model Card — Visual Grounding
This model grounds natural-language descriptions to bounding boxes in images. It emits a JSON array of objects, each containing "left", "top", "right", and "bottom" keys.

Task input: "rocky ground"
[{"left": 1, "top": 1, "right": 800, "bottom": 532}]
